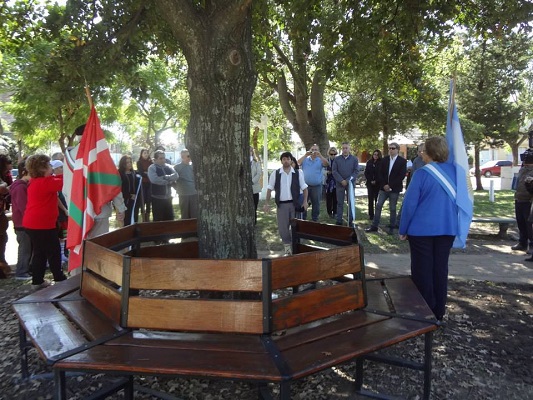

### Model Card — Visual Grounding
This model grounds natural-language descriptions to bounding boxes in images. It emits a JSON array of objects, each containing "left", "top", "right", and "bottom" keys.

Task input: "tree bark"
[{"left": 155, "top": 0, "right": 257, "bottom": 259}]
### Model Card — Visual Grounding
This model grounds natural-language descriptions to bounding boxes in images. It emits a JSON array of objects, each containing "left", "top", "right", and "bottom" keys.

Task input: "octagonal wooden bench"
[{"left": 13, "top": 219, "right": 439, "bottom": 400}]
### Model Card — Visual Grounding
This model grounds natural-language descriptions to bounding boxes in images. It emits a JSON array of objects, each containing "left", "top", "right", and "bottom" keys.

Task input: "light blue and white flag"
[{"left": 446, "top": 79, "right": 474, "bottom": 248}]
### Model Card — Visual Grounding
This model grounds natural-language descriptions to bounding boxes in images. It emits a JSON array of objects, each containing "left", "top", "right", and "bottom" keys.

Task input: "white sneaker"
[{"left": 284, "top": 244, "right": 292, "bottom": 256}]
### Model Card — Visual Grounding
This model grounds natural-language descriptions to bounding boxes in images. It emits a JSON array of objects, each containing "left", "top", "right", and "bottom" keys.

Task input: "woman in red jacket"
[{"left": 23, "top": 154, "right": 67, "bottom": 288}]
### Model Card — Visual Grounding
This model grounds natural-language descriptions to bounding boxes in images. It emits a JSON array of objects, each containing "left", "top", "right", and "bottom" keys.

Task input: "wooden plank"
[
  {"left": 271, "top": 280, "right": 365, "bottom": 331},
  {"left": 83, "top": 241, "right": 124, "bottom": 286},
  {"left": 270, "top": 246, "right": 362, "bottom": 289},
  {"left": 274, "top": 311, "right": 389, "bottom": 351},
  {"left": 292, "top": 219, "right": 356, "bottom": 245},
  {"left": 88, "top": 225, "right": 137, "bottom": 248},
  {"left": 295, "top": 243, "right": 325, "bottom": 254},
  {"left": 58, "top": 299, "right": 121, "bottom": 341},
  {"left": 383, "top": 277, "right": 435, "bottom": 319},
  {"left": 127, "top": 297, "right": 264, "bottom": 334},
  {"left": 12, "top": 302, "right": 87, "bottom": 362},
  {"left": 281, "top": 317, "right": 437, "bottom": 380},
  {"left": 129, "top": 258, "right": 263, "bottom": 291},
  {"left": 134, "top": 219, "right": 197, "bottom": 239},
  {"left": 55, "top": 343, "right": 282, "bottom": 381},
  {"left": 126, "top": 241, "right": 199, "bottom": 259},
  {"left": 364, "top": 280, "right": 391, "bottom": 313},
  {"left": 111, "top": 331, "right": 269, "bottom": 353},
  {"left": 13, "top": 274, "right": 81, "bottom": 303},
  {"left": 80, "top": 272, "right": 122, "bottom": 325}
]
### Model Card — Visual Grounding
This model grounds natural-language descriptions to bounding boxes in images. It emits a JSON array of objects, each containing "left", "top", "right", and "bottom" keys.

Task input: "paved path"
[{"left": 258, "top": 249, "right": 533, "bottom": 285}]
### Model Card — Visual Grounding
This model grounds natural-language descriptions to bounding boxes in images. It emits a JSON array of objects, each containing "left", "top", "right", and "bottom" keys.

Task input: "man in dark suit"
[{"left": 365, "top": 142, "right": 407, "bottom": 235}]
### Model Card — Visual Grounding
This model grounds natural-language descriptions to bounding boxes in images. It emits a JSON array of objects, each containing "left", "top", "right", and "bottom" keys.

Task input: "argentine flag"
[{"left": 446, "top": 79, "right": 474, "bottom": 248}]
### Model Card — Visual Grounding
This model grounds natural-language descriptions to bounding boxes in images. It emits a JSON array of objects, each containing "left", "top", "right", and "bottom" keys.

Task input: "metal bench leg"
[
  {"left": 124, "top": 376, "right": 134, "bottom": 399},
  {"left": 18, "top": 323, "right": 30, "bottom": 379},
  {"left": 280, "top": 381, "right": 291, "bottom": 400},
  {"left": 54, "top": 369, "right": 67, "bottom": 400},
  {"left": 423, "top": 332, "right": 434, "bottom": 400},
  {"left": 355, "top": 357, "right": 364, "bottom": 391}
]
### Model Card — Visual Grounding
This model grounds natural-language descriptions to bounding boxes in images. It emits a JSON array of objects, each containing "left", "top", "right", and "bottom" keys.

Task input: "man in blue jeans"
[{"left": 298, "top": 144, "right": 328, "bottom": 222}]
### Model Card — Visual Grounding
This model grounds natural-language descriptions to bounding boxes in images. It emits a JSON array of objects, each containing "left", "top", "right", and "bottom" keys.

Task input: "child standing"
[{"left": 23, "top": 155, "right": 67, "bottom": 289}]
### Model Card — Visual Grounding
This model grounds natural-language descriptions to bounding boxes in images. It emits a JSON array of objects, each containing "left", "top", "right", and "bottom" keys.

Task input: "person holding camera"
[
  {"left": 512, "top": 148, "right": 533, "bottom": 254},
  {"left": 297, "top": 144, "right": 328, "bottom": 222}
]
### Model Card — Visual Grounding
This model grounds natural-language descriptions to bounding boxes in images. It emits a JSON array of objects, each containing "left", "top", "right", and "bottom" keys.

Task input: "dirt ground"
[{"left": 0, "top": 230, "right": 532, "bottom": 399}]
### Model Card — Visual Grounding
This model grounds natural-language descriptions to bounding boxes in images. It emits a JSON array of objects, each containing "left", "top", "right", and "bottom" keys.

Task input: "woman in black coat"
[{"left": 364, "top": 150, "right": 382, "bottom": 220}]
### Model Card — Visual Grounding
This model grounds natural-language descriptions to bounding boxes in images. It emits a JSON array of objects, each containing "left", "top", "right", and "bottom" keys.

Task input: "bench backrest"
[{"left": 80, "top": 219, "right": 366, "bottom": 335}]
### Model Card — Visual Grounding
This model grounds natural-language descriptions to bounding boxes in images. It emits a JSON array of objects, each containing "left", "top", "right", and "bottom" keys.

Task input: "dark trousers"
[
  {"left": 372, "top": 190, "right": 400, "bottom": 229},
  {"left": 15, "top": 228, "right": 32, "bottom": 276},
  {"left": 514, "top": 201, "right": 533, "bottom": 247},
  {"left": 124, "top": 198, "right": 139, "bottom": 226},
  {"left": 152, "top": 197, "right": 174, "bottom": 221},
  {"left": 253, "top": 193, "right": 259, "bottom": 224},
  {"left": 408, "top": 235, "right": 455, "bottom": 319},
  {"left": 26, "top": 228, "right": 65, "bottom": 285},
  {"left": 303, "top": 185, "right": 322, "bottom": 222},
  {"left": 141, "top": 182, "right": 152, "bottom": 222},
  {"left": 366, "top": 184, "right": 380, "bottom": 220},
  {"left": 326, "top": 189, "right": 337, "bottom": 216}
]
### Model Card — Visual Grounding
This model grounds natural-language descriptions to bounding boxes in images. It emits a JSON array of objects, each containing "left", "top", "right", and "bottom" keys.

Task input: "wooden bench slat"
[
  {"left": 58, "top": 299, "right": 121, "bottom": 341},
  {"left": 81, "top": 272, "right": 122, "bottom": 325},
  {"left": 88, "top": 225, "right": 137, "bottom": 248},
  {"left": 126, "top": 241, "right": 199, "bottom": 258},
  {"left": 13, "top": 275, "right": 81, "bottom": 303},
  {"left": 55, "top": 344, "right": 282, "bottom": 381},
  {"left": 129, "top": 258, "right": 263, "bottom": 291},
  {"left": 127, "top": 297, "right": 264, "bottom": 334},
  {"left": 134, "top": 219, "right": 197, "bottom": 239},
  {"left": 110, "top": 331, "right": 268, "bottom": 353},
  {"left": 274, "top": 311, "right": 389, "bottom": 351},
  {"left": 291, "top": 220, "right": 356, "bottom": 245},
  {"left": 383, "top": 277, "right": 435, "bottom": 319},
  {"left": 271, "top": 246, "right": 362, "bottom": 289},
  {"left": 365, "top": 279, "right": 392, "bottom": 312},
  {"left": 12, "top": 302, "right": 88, "bottom": 362},
  {"left": 83, "top": 241, "right": 125, "bottom": 285},
  {"left": 281, "top": 317, "right": 436, "bottom": 380},
  {"left": 272, "top": 280, "right": 365, "bottom": 331}
]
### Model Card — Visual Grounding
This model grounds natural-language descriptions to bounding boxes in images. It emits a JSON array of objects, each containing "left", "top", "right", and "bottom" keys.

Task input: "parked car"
[{"left": 469, "top": 160, "right": 512, "bottom": 177}]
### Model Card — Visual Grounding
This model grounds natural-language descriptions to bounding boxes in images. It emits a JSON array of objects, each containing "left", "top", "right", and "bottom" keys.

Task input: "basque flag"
[
  {"left": 446, "top": 79, "right": 474, "bottom": 248},
  {"left": 66, "top": 106, "right": 122, "bottom": 271}
]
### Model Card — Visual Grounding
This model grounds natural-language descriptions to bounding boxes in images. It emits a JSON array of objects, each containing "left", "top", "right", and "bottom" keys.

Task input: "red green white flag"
[{"left": 66, "top": 106, "right": 122, "bottom": 272}]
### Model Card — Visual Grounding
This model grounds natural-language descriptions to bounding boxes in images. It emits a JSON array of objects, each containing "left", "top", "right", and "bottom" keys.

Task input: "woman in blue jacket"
[{"left": 399, "top": 136, "right": 458, "bottom": 322}]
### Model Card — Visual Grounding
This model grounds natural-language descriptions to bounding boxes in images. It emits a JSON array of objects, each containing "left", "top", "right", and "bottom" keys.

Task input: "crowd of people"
[
  {"left": 0, "top": 135, "right": 496, "bottom": 324},
  {"left": 0, "top": 134, "right": 199, "bottom": 286}
]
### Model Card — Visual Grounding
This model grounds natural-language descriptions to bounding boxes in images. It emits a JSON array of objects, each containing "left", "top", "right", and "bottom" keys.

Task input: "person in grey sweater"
[
  {"left": 174, "top": 149, "right": 198, "bottom": 220},
  {"left": 332, "top": 142, "right": 359, "bottom": 227}
]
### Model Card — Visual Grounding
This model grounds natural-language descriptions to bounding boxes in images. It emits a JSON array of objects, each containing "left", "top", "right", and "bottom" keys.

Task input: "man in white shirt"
[{"left": 263, "top": 152, "right": 308, "bottom": 255}]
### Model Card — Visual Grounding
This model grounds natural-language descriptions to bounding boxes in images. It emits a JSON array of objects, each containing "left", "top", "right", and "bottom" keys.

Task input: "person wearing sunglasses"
[{"left": 365, "top": 142, "right": 407, "bottom": 235}]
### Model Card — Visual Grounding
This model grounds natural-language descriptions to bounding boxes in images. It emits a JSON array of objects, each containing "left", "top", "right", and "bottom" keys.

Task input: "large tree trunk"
[{"left": 155, "top": 1, "right": 257, "bottom": 259}]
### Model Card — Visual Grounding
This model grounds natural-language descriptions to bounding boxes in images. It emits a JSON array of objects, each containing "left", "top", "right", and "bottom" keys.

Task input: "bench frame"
[
  {"left": 13, "top": 219, "right": 439, "bottom": 400},
  {"left": 471, "top": 216, "right": 516, "bottom": 238}
]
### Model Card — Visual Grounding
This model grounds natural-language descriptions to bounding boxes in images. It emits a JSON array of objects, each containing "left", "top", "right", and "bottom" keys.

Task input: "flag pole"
[{"left": 84, "top": 82, "right": 93, "bottom": 109}]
